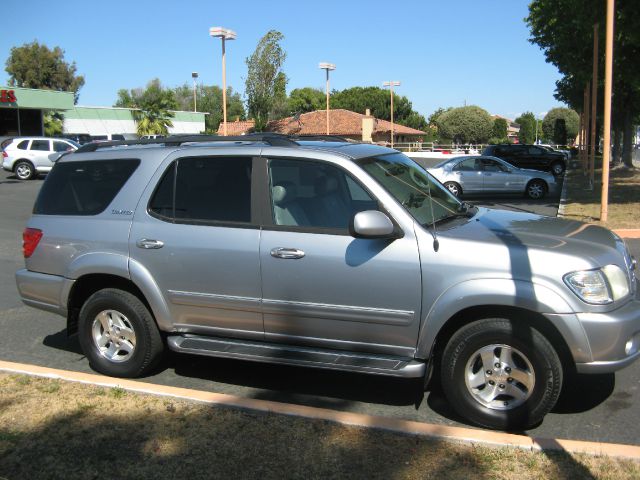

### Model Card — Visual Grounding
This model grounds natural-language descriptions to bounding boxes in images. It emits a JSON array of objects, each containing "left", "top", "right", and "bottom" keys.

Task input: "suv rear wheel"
[
  {"left": 78, "top": 288, "right": 164, "bottom": 378},
  {"left": 440, "top": 318, "right": 562, "bottom": 430}
]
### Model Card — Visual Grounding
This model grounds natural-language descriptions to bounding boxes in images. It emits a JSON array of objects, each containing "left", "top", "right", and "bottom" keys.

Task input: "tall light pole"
[
  {"left": 383, "top": 81, "right": 400, "bottom": 148},
  {"left": 319, "top": 63, "right": 335, "bottom": 135},
  {"left": 191, "top": 72, "right": 198, "bottom": 112},
  {"left": 209, "top": 27, "right": 237, "bottom": 136}
]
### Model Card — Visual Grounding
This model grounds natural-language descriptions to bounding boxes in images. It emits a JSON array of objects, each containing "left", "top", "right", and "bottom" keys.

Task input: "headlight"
[{"left": 564, "top": 265, "right": 630, "bottom": 304}]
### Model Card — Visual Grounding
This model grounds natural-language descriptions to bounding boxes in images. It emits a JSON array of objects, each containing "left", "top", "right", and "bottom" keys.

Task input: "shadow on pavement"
[
  {"left": 169, "top": 352, "right": 425, "bottom": 410},
  {"left": 43, "top": 329, "right": 83, "bottom": 355}
]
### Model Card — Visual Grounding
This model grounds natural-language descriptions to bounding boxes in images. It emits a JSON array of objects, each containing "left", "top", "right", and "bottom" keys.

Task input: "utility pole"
[
  {"left": 383, "top": 81, "right": 400, "bottom": 148},
  {"left": 319, "top": 63, "right": 336, "bottom": 135}
]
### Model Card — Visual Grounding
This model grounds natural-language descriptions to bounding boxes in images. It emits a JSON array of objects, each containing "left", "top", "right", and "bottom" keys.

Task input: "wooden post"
[
  {"left": 601, "top": 0, "right": 614, "bottom": 222},
  {"left": 589, "top": 23, "right": 599, "bottom": 189}
]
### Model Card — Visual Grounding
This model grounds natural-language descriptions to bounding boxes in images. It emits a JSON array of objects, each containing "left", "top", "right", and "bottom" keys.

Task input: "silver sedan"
[{"left": 427, "top": 155, "right": 559, "bottom": 199}]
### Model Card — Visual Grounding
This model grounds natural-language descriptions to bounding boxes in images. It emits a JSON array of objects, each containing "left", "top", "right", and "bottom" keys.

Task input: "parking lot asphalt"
[{"left": 1, "top": 170, "right": 639, "bottom": 445}]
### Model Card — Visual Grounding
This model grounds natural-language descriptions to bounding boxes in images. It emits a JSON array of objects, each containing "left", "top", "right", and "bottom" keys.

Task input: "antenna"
[{"left": 426, "top": 180, "right": 439, "bottom": 252}]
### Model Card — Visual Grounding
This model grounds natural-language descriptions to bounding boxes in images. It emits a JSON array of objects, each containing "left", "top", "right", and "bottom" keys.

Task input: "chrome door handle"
[
  {"left": 136, "top": 238, "right": 164, "bottom": 249},
  {"left": 270, "top": 247, "right": 305, "bottom": 259}
]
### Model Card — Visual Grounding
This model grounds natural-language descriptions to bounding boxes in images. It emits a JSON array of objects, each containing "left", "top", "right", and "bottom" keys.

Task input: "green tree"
[
  {"left": 542, "top": 107, "right": 579, "bottom": 145},
  {"left": 491, "top": 118, "right": 508, "bottom": 141},
  {"left": 269, "top": 72, "right": 289, "bottom": 120},
  {"left": 43, "top": 111, "right": 63, "bottom": 136},
  {"left": 331, "top": 86, "right": 413, "bottom": 123},
  {"left": 288, "top": 87, "right": 325, "bottom": 114},
  {"left": 428, "top": 107, "right": 451, "bottom": 127},
  {"left": 515, "top": 112, "right": 536, "bottom": 144},
  {"left": 245, "top": 30, "right": 287, "bottom": 131},
  {"left": 435, "top": 106, "right": 494, "bottom": 144},
  {"left": 173, "top": 84, "right": 245, "bottom": 133},
  {"left": 527, "top": 0, "right": 640, "bottom": 166},
  {"left": 115, "top": 79, "right": 177, "bottom": 136},
  {"left": 5, "top": 41, "right": 85, "bottom": 103}
]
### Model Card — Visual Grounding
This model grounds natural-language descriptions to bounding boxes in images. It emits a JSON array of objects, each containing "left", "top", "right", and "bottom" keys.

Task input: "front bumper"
[
  {"left": 16, "top": 269, "right": 74, "bottom": 317},
  {"left": 575, "top": 299, "right": 640, "bottom": 374}
]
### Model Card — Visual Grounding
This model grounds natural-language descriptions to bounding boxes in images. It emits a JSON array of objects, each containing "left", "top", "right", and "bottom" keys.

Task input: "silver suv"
[
  {"left": 16, "top": 135, "right": 639, "bottom": 430},
  {"left": 2, "top": 137, "right": 79, "bottom": 180}
]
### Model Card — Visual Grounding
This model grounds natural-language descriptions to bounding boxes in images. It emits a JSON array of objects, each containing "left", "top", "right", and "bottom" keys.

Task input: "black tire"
[
  {"left": 78, "top": 288, "right": 164, "bottom": 378},
  {"left": 550, "top": 161, "right": 565, "bottom": 176},
  {"left": 440, "top": 318, "right": 562, "bottom": 430},
  {"left": 14, "top": 160, "right": 35, "bottom": 180},
  {"left": 525, "top": 179, "right": 547, "bottom": 200},
  {"left": 444, "top": 181, "right": 462, "bottom": 197}
]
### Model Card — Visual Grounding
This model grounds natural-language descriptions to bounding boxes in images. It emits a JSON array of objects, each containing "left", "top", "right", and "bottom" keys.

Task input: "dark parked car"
[{"left": 482, "top": 144, "right": 566, "bottom": 176}]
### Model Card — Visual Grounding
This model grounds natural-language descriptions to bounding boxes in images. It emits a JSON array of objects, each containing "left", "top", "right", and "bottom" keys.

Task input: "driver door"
[{"left": 259, "top": 157, "right": 422, "bottom": 357}]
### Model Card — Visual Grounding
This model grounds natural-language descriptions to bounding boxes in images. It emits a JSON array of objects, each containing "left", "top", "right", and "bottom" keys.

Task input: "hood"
[{"left": 441, "top": 207, "right": 621, "bottom": 268}]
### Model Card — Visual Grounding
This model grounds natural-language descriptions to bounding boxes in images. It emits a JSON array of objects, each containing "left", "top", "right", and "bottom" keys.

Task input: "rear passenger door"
[
  {"left": 259, "top": 157, "right": 422, "bottom": 357},
  {"left": 129, "top": 154, "right": 264, "bottom": 339},
  {"left": 29, "top": 139, "right": 52, "bottom": 168}
]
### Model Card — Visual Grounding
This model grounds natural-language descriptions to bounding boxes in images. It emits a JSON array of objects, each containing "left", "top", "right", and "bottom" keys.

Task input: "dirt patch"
[
  {"left": 561, "top": 162, "right": 640, "bottom": 229},
  {"left": 0, "top": 373, "right": 639, "bottom": 479}
]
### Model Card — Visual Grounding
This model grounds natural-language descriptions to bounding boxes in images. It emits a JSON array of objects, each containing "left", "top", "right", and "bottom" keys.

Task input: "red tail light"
[
  {"left": 2, "top": 151, "right": 7, "bottom": 158},
  {"left": 23, "top": 228, "right": 43, "bottom": 258}
]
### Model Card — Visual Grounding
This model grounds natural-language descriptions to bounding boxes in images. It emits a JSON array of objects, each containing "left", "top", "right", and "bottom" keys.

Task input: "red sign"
[{"left": 1, "top": 90, "right": 17, "bottom": 103}]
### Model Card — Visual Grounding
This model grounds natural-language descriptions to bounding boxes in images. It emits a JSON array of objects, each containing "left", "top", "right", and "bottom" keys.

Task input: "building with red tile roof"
[{"left": 217, "top": 109, "right": 425, "bottom": 142}]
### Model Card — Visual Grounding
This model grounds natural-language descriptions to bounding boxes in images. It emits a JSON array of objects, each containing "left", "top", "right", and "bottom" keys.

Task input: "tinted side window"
[
  {"left": 269, "top": 159, "right": 377, "bottom": 230},
  {"left": 53, "top": 141, "right": 72, "bottom": 152},
  {"left": 150, "top": 157, "right": 252, "bottom": 224},
  {"left": 17, "top": 140, "right": 29, "bottom": 150},
  {"left": 528, "top": 146, "right": 544, "bottom": 155},
  {"left": 453, "top": 158, "right": 478, "bottom": 171},
  {"left": 34, "top": 159, "right": 140, "bottom": 215},
  {"left": 31, "top": 140, "right": 50, "bottom": 151},
  {"left": 111, "top": 134, "right": 125, "bottom": 141}
]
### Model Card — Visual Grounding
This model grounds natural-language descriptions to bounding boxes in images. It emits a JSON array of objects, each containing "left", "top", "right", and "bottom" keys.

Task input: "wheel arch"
[
  {"left": 416, "top": 278, "right": 592, "bottom": 369},
  {"left": 426, "top": 305, "right": 576, "bottom": 378},
  {"left": 67, "top": 273, "right": 151, "bottom": 335}
]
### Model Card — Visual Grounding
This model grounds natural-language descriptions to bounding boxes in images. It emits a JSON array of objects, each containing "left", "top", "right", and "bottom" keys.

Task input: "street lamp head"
[
  {"left": 319, "top": 62, "right": 336, "bottom": 71},
  {"left": 383, "top": 81, "right": 401, "bottom": 87},
  {"left": 192, "top": 72, "right": 199, "bottom": 79},
  {"left": 209, "top": 27, "right": 237, "bottom": 40}
]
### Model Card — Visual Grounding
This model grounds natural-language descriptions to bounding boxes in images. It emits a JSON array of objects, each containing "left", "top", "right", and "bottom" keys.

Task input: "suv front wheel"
[
  {"left": 440, "top": 318, "right": 563, "bottom": 430},
  {"left": 78, "top": 288, "right": 164, "bottom": 378},
  {"left": 14, "top": 161, "right": 35, "bottom": 180}
]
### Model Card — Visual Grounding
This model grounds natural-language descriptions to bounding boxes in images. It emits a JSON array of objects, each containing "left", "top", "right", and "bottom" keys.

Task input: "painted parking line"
[{"left": 1, "top": 360, "right": 639, "bottom": 460}]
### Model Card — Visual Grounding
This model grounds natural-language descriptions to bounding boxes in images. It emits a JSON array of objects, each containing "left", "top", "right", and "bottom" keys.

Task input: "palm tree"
[{"left": 115, "top": 79, "right": 177, "bottom": 136}]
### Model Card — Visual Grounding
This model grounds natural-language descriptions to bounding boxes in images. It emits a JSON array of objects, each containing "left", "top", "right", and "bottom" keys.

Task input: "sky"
[{"left": 0, "top": 0, "right": 565, "bottom": 121}]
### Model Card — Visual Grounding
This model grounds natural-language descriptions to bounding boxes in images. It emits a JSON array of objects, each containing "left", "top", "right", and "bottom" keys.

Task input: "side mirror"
[{"left": 350, "top": 210, "right": 397, "bottom": 239}]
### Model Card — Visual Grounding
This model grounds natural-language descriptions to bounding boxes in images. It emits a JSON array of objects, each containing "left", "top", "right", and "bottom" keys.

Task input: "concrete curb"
[
  {"left": 614, "top": 229, "right": 640, "bottom": 239},
  {"left": 1, "top": 360, "right": 639, "bottom": 460}
]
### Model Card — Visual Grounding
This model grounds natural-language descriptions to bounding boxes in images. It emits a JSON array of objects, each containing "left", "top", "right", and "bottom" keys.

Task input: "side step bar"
[{"left": 167, "top": 335, "right": 426, "bottom": 378}]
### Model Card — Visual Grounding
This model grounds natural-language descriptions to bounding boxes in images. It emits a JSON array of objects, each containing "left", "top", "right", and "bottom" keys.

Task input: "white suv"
[{"left": 2, "top": 137, "right": 79, "bottom": 180}]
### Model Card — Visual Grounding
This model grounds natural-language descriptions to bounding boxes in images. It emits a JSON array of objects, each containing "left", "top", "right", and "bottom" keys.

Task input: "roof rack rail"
[
  {"left": 74, "top": 133, "right": 299, "bottom": 153},
  {"left": 292, "top": 135, "right": 352, "bottom": 142}
]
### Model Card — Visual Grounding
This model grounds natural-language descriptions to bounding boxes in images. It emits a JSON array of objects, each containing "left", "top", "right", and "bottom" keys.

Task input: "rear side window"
[
  {"left": 149, "top": 156, "right": 252, "bottom": 224},
  {"left": 34, "top": 159, "right": 140, "bottom": 215},
  {"left": 17, "top": 140, "right": 29, "bottom": 150}
]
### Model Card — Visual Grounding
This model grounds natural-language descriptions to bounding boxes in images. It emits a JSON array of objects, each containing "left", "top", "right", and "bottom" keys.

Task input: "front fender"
[{"left": 416, "top": 278, "right": 592, "bottom": 363}]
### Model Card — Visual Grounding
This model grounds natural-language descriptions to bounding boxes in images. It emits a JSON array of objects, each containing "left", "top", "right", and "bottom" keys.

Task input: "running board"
[{"left": 167, "top": 335, "right": 425, "bottom": 378}]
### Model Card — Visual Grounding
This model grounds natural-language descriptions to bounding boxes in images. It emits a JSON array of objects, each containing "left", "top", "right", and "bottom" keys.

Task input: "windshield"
[{"left": 358, "top": 152, "right": 467, "bottom": 226}]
